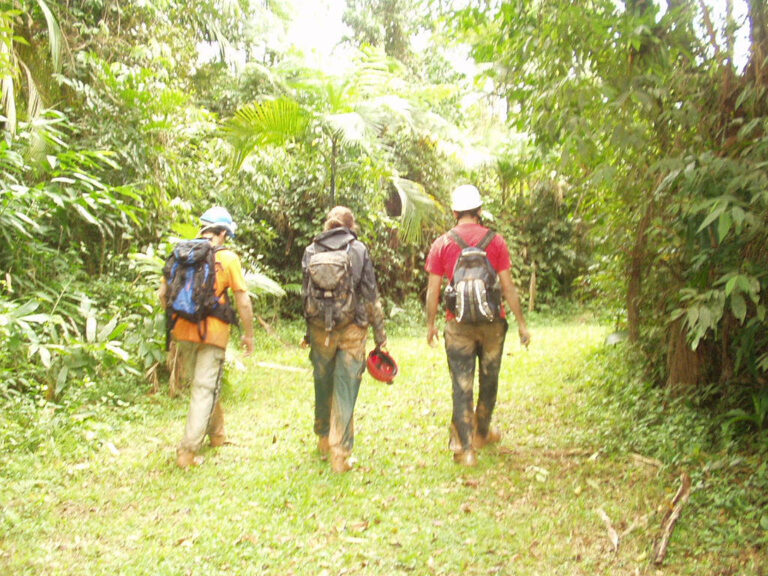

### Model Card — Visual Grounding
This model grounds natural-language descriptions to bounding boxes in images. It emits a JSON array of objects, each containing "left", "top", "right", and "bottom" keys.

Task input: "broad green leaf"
[
  {"left": 73, "top": 203, "right": 99, "bottom": 227},
  {"left": 686, "top": 307, "right": 699, "bottom": 328},
  {"left": 697, "top": 203, "right": 725, "bottom": 233},
  {"left": 86, "top": 316, "right": 96, "bottom": 343},
  {"left": 105, "top": 343, "right": 130, "bottom": 361},
  {"left": 38, "top": 346, "right": 52, "bottom": 368},
  {"left": 731, "top": 293, "right": 747, "bottom": 324},
  {"left": 98, "top": 317, "right": 119, "bottom": 341},
  {"left": 19, "top": 313, "right": 49, "bottom": 323},
  {"left": 717, "top": 212, "right": 732, "bottom": 242}
]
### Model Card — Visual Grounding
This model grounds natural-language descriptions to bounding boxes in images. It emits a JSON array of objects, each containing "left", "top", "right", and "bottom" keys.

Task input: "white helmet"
[
  {"left": 451, "top": 184, "right": 483, "bottom": 212},
  {"left": 200, "top": 206, "right": 237, "bottom": 238}
]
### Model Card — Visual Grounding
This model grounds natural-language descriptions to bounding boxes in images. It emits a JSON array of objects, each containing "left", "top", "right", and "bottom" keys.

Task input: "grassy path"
[{"left": 0, "top": 320, "right": 749, "bottom": 574}]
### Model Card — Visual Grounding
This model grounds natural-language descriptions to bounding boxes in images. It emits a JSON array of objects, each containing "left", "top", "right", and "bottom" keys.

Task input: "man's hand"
[
  {"left": 427, "top": 324, "right": 439, "bottom": 347},
  {"left": 242, "top": 335, "right": 254, "bottom": 356},
  {"left": 518, "top": 326, "right": 531, "bottom": 348}
]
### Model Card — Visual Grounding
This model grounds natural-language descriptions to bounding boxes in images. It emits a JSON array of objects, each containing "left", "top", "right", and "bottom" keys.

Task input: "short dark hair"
[
  {"left": 201, "top": 225, "right": 227, "bottom": 237},
  {"left": 454, "top": 208, "right": 482, "bottom": 220}
]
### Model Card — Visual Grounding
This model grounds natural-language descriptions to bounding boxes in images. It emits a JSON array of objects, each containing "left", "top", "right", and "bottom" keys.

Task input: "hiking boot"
[
  {"left": 472, "top": 427, "right": 502, "bottom": 450},
  {"left": 453, "top": 449, "right": 477, "bottom": 467},
  {"left": 209, "top": 434, "right": 227, "bottom": 448},
  {"left": 176, "top": 449, "right": 200, "bottom": 469},
  {"left": 331, "top": 454, "right": 352, "bottom": 473},
  {"left": 317, "top": 436, "right": 330, "bottom": 457}
]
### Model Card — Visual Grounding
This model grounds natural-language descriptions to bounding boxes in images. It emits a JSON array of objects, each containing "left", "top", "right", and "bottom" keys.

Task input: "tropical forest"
[{"left": 1, "top": 0, "right": 766, "bottom": 574}]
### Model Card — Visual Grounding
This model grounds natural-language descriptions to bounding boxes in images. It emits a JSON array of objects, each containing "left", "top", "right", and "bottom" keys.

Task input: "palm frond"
[
  {"left": 20, "top": 60, "right": 42, "bottom": 119},
  {"left": 245, "top": 271, "right": 286, "bottom": 298},
  {"left": 323, "top": 111, "right": 371, "bottom": 147},
  {"left": 352, "top": 45, "right": 403, "bottom": 96},
  {"left": 392, "top": 176, "right": 441, "bottom": 244},
  {"left": 1, "top": 76, "right": 16, "bottom": 134},
  {"left": 223, "top": 97, "right": 309, "bottom": 168},
  {"left": 355, "top": 95, "right": 413, "bottom": 133},
  {"left": 35, "top": 0, "right": 63, "bottom": 72}
]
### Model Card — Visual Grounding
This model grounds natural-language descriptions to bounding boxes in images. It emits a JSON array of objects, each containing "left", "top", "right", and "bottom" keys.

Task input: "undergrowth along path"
[{"left": 1, "top": 320, "right": 759, "bottom": 575}]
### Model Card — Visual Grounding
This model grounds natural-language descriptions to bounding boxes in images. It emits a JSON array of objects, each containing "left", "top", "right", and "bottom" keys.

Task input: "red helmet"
[{"left": 367, "top": 347, "right": 398, "bottom": 384}]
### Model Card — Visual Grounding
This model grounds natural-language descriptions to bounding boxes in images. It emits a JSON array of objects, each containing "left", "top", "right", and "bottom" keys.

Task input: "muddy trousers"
[
  {"left": 309, "top": 323, "right": 367, "bottom": 459},
  {"left": 176, "top": 341, "right": 226, "bottom": 454},
  {"left": 444, "top": 318, "right": 508, "bottom": 454}
]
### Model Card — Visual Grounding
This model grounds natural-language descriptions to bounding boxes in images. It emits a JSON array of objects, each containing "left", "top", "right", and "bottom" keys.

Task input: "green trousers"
[
  {"left": 309, "top": 323, "right": 367, "bottom": 458},
  {"left": 444, "top": 318, "right": 508, "bottom": 454}
]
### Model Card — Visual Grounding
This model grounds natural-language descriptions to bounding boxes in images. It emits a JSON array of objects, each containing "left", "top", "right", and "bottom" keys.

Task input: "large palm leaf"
[
  {"left": 391, "top": 176, "right": 441, "bottom": 244},
  {"left": 1, "top": 0, "right": 63, "bottom": 134},
  {"left": 222, "top": 97, "right": 309, "bottom": 168}
]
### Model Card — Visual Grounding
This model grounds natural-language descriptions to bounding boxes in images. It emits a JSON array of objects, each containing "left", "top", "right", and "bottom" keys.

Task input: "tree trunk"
[
  {"left": 528, "top": 261, "right": 537, "bottom": 313},
  {"left": 627, "top": 200, "right": 653, "bottom": 342},
  {"left": 666, "top": 319, "right": 703, "bottom": 388},
  {"left": 329, "top": 136, "right": 338, "bottom": 207},
  {"left": 748, "top": 0, "right": 768, "bottom": 86}
]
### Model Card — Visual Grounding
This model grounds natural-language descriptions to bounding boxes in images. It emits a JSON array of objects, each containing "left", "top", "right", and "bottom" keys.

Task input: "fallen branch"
[
  {"left": 255, "top": 362, "right": 308, "bottom": 373},
  {"left": 597, "top": 508, "right": 620, "bottom": 553},
  {"left": 652, "top": 472, "right": 692, "bottom": 565},
  {"left": 630, "top": 453, "right": 664, "bottom": 469}
]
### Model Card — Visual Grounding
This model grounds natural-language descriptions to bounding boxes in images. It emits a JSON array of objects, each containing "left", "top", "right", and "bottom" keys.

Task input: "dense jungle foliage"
[{"left": 1, "top": 0, "right": 766, "bottom": 457}]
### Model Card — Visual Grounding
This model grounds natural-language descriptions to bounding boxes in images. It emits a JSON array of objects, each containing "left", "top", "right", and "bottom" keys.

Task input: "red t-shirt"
[{"left": 425, "top": 223, "right": 511, "bottom": 320}]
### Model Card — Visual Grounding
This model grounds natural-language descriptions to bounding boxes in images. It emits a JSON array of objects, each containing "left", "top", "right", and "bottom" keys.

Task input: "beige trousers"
[{"left": 176, "top": 341, "right": 226, "bottom": 453}]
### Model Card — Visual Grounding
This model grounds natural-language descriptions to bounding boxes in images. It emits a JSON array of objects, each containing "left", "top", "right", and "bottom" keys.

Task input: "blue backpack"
[{"left": 163, "top": 239, "right": 237, "bottom": 349}]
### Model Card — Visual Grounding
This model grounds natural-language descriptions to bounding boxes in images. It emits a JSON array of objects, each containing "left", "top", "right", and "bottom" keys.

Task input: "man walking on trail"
[
  {"left": 159, "top": 207, "right": 255, "bottom": 469},
  {"left": 425, "top": 184, "right": 530, "bottom": 467},
  {"left": 301, "top": 206, "right": 387, "bottom": 473}
]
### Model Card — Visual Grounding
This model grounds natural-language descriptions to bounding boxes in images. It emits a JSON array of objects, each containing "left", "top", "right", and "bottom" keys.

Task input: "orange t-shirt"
[{"left": 172, "top": 248, "right": 246, "bottom": 349}]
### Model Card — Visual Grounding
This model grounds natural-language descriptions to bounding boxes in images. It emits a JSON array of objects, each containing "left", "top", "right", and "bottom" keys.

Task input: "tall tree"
[{"left": 453, "top": 0, "right": 768, "bottom": 392}]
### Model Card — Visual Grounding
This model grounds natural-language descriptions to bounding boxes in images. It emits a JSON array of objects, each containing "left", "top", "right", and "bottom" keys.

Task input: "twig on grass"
[
  {"left": 255, "top": 361, "right": 309, "bottom": 373},
  {"left": 630, "top": 452, "right": 664, "bottom": 469},
  {"left": 652, "top": 472, "right": 692, "bottom": 565},
  {"left": 597, "top": 507, "right": 620, "bottom": 553}
]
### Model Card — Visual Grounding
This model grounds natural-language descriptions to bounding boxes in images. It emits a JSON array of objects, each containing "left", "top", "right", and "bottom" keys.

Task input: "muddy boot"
[
  {"left": 176, "top": 449, "right": 199, "bottom": 469},
  {"left": 330, "top": 448, "right": 352, "bottom": 473},
  {"left": 472, "top": 412, "right": 501, "bottom": 450},
  {"left": 453, "top": 449, "right": 478, "bottom": 467},
  {"left": 317, "top": 436, "right": 330, "bottom": 458},
  {"left": 472, "top": 427, "right": 502, "bottom": 450}
]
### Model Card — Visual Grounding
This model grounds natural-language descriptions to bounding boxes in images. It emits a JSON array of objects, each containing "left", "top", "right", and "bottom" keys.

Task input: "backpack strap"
[
  {"left": 447, "top": 229, "right": 469, "bottom": 249},
  {"left": 477, "top": 230, "right": 496, "bottom": 250},
  {"left": 448, "top": 229, "right": 495, "bottom": 250}
]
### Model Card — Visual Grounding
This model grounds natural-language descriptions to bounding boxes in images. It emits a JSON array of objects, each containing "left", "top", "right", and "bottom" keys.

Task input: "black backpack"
[
  {"left": 443, "top": 229, "right": 501, "bottom": 323},
  {"left": 163, "top": 239, "right": 237, "bottom": 349},
  {"left": 303, "top": 240, "right": 357, "bottom": 334}
]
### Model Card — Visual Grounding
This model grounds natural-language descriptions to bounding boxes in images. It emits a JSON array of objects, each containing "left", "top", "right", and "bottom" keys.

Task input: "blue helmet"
[{"left": 200, "top": 206, "right": 237, "bottom": 238}]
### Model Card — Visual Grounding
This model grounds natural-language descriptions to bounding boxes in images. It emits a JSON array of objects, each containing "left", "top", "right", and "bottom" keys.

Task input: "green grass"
[{"left": 1, "top": 319, "right": 765, "bottom": 575}]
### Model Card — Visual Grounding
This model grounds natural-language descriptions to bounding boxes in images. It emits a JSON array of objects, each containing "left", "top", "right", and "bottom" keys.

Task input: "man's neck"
[{"left": 457, "top": 216, "right": 480, "bottom": 226}]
